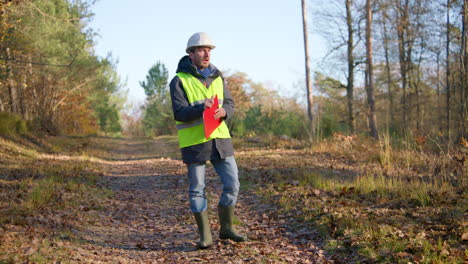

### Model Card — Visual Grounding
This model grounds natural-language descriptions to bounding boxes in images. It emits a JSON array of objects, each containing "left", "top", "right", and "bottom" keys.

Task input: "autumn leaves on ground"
[{"left": 0, "top": 135, "right": 466, "bottom": 263}]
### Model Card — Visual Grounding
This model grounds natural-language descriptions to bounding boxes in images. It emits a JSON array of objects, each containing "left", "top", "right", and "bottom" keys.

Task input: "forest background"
[
  {"left": 0, "top": 0, "right": 467, "bottom": 262},
  {"left": 0, "top": 0, "right": 466, "bottom": 144}
]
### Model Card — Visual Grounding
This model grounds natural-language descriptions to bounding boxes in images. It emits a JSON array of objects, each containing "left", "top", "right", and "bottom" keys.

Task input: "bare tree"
[
  {"left": 302, "top": 0, "right": 314, "bottom": 134},
  {"left": 380, "top": 2, "right": 395, "bottom": 128},
  {"left": 460, "top": 0, "right": 467, "bottom": 138},
  {"left": 395, "top": 0, "right": 411, "bottom": 131},
  {"left": 446, "top": 0, "right": 452, "bottom": 138},
  {"left": 435, "top": 48, "right": 443, "bottom": 132},
  {"left": 313, "top": 0, "right": 364, "bottom": 134},
  {"left": 345, "top": 0, "right": 356, "bottom": 133},
  {"left": 366, "top": 0, "right": 379, "bottom": 139},
  {"left": 6, "top": 47, "right": 18, "bottom": 113}
]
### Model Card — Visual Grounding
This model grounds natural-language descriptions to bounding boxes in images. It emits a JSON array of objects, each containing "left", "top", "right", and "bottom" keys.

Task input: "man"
[{"left": 169, "top": 32, "right": 247, "bottom": 249}]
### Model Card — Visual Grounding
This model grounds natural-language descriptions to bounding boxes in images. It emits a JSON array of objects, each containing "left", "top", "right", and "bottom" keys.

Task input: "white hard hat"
[{"left": 186, "top": 32, "right": 216, "bottom": 53}]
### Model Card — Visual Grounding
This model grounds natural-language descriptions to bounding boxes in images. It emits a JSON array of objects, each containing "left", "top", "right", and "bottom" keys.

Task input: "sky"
[{"left": 88, "top": 0, "right": 327, "bottom": 105}]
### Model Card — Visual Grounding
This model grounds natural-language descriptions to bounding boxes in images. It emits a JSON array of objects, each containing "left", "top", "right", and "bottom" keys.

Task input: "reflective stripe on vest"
[{"left": 176, "top": 72, "right": 231, "bottom": 148}]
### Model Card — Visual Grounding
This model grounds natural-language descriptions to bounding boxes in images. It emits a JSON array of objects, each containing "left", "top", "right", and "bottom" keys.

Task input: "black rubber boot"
[
  {"left": 193, "top": 210, "right": 213, "bottom": 249},
  {"left": 218, "top": 205, "right": 247, "bottom": 242}
]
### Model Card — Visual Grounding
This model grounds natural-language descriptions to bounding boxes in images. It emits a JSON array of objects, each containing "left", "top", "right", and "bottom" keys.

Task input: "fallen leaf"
[{"left": 462, "top": 232, "right": 468, "bottom": 241}]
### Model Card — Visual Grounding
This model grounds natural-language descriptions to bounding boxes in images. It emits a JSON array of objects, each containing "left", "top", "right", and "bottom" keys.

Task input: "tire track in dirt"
[{"left": 67, "top": 138, "right": 331, "bottom": 263}]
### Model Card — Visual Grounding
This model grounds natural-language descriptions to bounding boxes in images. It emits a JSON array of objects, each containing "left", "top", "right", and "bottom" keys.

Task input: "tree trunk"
[
  {"left": 26, "top": 56, "right": 33, "bottom": 120},
  {"left": 436, "top": 51, "right": 442, "bottom": 132},
  {"left": 406, "top": 22, "right": 415, "bottom": 131},
  {"left": 6, "top": 47, "right": 18, "bottom": 113},
  {"left": 396, "top": 0, "right": 409, "bottom": 131},
  {"left": 302, "top": 0, "right": 314, "bottom": 135},
  {"left": 460, "top": 0, "right": 467, "bottom": 139},
  {"left": 414, "top": 60, "right": 422, "bottom": 133},
  {"left": 345, "top": 0, "right": 355, "bottom": 134},
  {"left": 0, "top": 97, "right": 4, "bottom": 112},
  {"left": 19, "top": 57, "right": 26, "bottom": 118},
  {"left": 446, "top": 0, "right": 451, "bottom": 139},
  {"left": 366, "top": 0, "right": 378, "bottom": 139},
  {"left": 412, "top": 35, "right": 425, "bottom": 133},
  {"left": 382, "top": 6, "right": 394, "bottom": 129},
  {"left": 32, "top": 80, "right": 38, "bottom": 119},
  {"left": 26, "top": 55, "right": 38, "bottom": 119}
]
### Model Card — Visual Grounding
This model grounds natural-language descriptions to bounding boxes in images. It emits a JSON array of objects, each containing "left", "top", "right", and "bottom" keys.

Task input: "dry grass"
[
  {"left": 237, "top": 133, "right": 467, "bottom": 263},
  {"left": 0, "top": 135, "right": 112, "bottom": 263}
]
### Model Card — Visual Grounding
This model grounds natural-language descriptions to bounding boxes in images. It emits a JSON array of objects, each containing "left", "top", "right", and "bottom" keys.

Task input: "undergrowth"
[
  {"left": 0, "top": 134, "right": 111, "bottom": 263},
  {"left": 239, "top": 133, "right": 467, "bottom": 263},
  {"left": 0, "top": 112, "right": 28, "bottom": 137}
]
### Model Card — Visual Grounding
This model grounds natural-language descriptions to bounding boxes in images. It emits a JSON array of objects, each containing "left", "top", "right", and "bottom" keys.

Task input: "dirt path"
[{"left": 65, "top": 138, "right": 330, "bottom": 263}]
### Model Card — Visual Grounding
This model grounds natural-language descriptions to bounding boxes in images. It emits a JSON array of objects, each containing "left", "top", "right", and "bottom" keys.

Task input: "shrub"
[
  {"left": 242, "top": 105, "right": 308, "bottom": 139},
  {"left": 0, "top": 112, "right": 28, "bottom": 136}
]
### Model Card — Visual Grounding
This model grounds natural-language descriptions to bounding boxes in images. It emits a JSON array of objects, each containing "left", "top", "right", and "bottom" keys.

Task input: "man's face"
[{"left": 189, "top": 47, "right": 211, "bottom": 69}]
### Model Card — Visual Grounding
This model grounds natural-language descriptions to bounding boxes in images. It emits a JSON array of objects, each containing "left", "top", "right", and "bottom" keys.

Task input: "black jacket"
[{"left": 169, "top": 55, "right": 235, "bottom": 164}]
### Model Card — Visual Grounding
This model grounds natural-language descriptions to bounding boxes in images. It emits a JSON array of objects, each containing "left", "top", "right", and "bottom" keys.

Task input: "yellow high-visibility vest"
[{"left": 176, "top": 72, "right": 231, "bottom": 148}]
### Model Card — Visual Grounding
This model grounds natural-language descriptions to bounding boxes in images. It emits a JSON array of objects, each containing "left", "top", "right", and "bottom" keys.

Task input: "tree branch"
[
  {"left": 0, "top": 56, "right": 75, "bottom": 68},
  {"left": 52, "top": 78, "right": 95, "bottom": 112}
]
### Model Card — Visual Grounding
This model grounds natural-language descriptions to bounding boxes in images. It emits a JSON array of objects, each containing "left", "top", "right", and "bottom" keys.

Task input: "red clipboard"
[{"left": 203, "top": 95, "right": 222, "bottom": 139}]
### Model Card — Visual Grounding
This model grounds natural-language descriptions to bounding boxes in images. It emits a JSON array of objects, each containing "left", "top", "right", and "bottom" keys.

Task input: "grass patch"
[
  {"left": 238, "top": 135, "right": 467, "bottom": 263},
  {"left": 0, "top": 138, "right": 39, "bottom": 159},
  {"left": 0, "top": 112, "right": 28, "bottom": 136},
  {"left": 0, "top": 158, "right": 108, "bottom": 225},
  {"left": 0, "top": 135, "right": 115, "bottom": 262}
]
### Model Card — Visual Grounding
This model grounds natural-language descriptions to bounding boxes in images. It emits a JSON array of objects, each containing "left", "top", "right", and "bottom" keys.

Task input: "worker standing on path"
[{"left": 169, "top": 32, "right": 247, "bottom": 249}]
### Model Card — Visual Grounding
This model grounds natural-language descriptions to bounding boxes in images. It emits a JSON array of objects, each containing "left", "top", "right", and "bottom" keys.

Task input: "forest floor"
[
  {"left": 0, "top": 135, "right": 466, "bottom": 263},
  {"left": 0, "top": 136, "right": 329, "bottom": 263}
]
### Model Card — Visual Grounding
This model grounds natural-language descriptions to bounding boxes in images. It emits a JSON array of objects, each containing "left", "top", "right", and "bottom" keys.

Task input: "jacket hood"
[{"left": 175, "top": 55, "right": 222, "bottom": 79}]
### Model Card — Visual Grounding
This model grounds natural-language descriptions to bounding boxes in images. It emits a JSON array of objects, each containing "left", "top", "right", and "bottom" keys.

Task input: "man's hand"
[
  {"left": 214, "top": 108, "right": 226, "bottom": 119},
  {"left": 204, "top": 96, "right": 214, "bottom": 109},
  {"left": 204, "top": 96, "right": 225, "bottom": 119}
]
